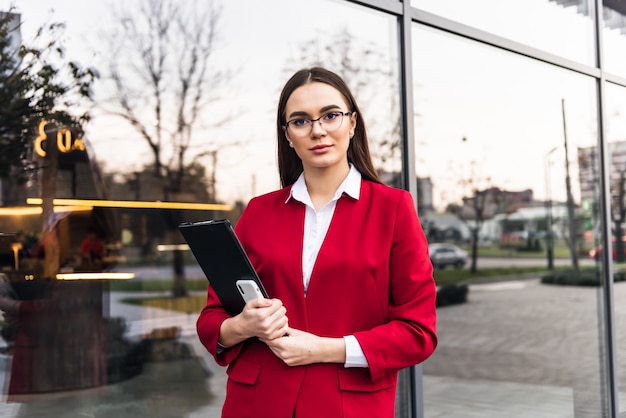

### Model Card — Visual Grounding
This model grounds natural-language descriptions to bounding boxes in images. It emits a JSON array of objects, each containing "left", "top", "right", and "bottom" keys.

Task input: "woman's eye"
[
  {"left": 291, "top": 119, "right": 309, "bottom": 127},
  {"left": 322, "top": 112, "right": 341, "bottom": 121}
]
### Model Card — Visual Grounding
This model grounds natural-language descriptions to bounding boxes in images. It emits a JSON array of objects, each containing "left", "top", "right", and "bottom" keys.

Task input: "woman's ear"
[
  {"left": 350, "top": 112, "right": 358, "bottom": 136},
  {"left": 283, "top": 127, "right": 294, "bottom": 147}
]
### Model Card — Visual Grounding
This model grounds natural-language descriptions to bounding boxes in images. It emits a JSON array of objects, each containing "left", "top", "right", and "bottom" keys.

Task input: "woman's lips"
[{"left": 310, "top": 144, "right": 332, "bottom": 153}]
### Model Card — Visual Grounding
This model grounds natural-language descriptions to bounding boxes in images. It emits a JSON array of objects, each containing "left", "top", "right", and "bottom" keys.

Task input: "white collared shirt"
[{"left": 288, "top": 164, "right": 368, "bottom": 368}]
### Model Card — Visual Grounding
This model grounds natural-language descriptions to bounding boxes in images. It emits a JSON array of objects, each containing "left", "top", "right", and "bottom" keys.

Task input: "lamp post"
[{"left": 545, "top": 147, "right": 558, "bottom": 270}]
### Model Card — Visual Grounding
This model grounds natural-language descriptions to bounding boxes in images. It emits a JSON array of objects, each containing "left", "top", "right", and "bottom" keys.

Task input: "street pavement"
[{"left": 423, "top": 277, "right": 626, "bottom": 418}]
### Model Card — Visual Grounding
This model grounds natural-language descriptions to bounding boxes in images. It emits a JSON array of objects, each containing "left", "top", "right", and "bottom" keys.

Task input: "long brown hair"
[{"left": 276, "top": 67, "right": 382, "bottom": 188}]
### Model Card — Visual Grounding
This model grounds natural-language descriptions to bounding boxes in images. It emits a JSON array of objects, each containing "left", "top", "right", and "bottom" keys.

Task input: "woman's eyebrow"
[
  {"left": 287, "top": 111, "right": 309, "bottom": 118},
  {"left": 320, "top": 104, "right": 342, "bottom": 113},
  {"left": 287, "top": 104, "right": 342, "bottom": 119}
]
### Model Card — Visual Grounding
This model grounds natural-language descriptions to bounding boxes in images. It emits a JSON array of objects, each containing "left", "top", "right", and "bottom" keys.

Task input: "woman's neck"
[{"left": 303, "top": 163, "right": 350, "bottom": 211}]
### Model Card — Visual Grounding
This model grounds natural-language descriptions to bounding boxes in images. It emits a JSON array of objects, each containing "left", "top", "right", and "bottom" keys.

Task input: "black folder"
[{"left": 178, "top": 219, "right": 268, "bottom": 316}]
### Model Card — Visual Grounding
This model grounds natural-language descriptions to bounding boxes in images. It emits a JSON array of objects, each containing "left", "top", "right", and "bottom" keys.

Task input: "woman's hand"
[
  {"left": 218, "top": 298, "right": 289, "bottom": 348},
  {"left": 261, "top": 327, "right": 346, "bottom": 367}
]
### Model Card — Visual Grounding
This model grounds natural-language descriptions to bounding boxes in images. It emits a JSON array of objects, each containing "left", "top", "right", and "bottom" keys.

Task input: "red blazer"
[{"left": 197, "top": 180, "right": 437, "bottom": 418}]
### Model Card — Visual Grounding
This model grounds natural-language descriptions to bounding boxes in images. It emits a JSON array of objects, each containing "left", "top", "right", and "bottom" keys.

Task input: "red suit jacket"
[{"left": 197, "top": 180, "right": 437, "bottom": 418}]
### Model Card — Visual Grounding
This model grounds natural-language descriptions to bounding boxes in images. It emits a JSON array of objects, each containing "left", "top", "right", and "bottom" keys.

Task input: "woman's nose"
[{"left": 310, "top": 119, "right": 326, "bottom": 136}]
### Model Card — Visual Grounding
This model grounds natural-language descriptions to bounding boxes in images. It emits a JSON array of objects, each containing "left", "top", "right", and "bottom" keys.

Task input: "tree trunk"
[
  {"left": 470, "top": 228, "right": 479, "bottom": 274},
  {"left": 163, "top": 212, "right": 187, "bottom": 298},
  {"left": 41, "top": 126, "right": 60, "bottom": 279},
  {"left": 172, "top": 249, "right": 187, "bottom": 298},
  {"left": 616, "top": 169, "right": 626, "bottom": 262}
]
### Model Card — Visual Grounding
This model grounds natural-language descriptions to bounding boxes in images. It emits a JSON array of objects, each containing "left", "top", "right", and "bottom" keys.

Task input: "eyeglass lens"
[{"left": 287, "top": 112, "right": 349, "bottom": 135}]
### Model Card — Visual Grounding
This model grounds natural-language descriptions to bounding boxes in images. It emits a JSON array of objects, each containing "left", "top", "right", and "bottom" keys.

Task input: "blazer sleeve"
[
  {"left": 195, "top": 208, "right": 256, "bottom": 366},
  {"left": 196, "top": 285, "right": 244, "bottom": 366},
  {"left": 353, "top": 190, "right": 437, "bottom": 381}
]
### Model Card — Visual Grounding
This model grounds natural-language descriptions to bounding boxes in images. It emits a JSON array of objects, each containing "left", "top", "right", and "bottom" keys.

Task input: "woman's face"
[{"left": 283, "top": 82, "right": 356, "bottom": 173}]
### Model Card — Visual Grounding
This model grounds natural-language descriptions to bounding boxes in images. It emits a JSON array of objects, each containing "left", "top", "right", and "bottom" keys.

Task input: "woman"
[{"left": 197, "top": 67, "right": 437, "bottom": 418}]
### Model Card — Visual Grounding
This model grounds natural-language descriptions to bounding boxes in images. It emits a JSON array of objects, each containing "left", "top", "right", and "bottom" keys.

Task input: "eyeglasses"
[{"left": 284, "top": 111, "right": 353, "bottom": 136}]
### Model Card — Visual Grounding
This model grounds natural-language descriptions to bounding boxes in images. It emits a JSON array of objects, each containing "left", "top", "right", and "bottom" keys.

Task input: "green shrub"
[
  {"left": 541, "top": 269, "right": 626, "bottom": 286},
  {"left": 436, "top": 284, "right": 469, "bottom": 307}
]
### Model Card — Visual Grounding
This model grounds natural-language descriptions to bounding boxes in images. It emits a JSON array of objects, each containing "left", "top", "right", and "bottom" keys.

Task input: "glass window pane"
[
  {"left": 412, "top": 24, "right": 609, "bottom": 416},
  {"left": 412, "top": 0, "right": 596, "bottom": 66},
  {"left": 0, "top": 0, "right": 400, "bottom": 416}
]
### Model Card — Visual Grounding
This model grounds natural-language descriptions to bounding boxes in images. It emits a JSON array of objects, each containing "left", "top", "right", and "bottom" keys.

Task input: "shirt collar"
[{"left": 286, "top": 164, "right": 362, "bottom": 204}]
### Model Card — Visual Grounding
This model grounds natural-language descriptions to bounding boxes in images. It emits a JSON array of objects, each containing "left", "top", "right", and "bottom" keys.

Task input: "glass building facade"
[{"left": 0, "top": 0, "right": 625, "bottom": 416}]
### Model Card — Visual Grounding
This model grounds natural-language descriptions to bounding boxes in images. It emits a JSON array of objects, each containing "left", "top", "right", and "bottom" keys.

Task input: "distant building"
[
  {"left": 421, "top": 212, "right": 471, "bottom": 243},
  {"left": 578, "top": 141, "right": 626, "bottom": 208},
  {"left": 549, "top": 0, "right": 626, "bottom": 34},
  {"left": 379, "top": 170, "right": 549, "bottom": 242},
  {"left": 103, "top": 167, "right": 211, "bottom": 203},
  {"left": 461, "top": 187, "right": 535, "bottom": 220}
]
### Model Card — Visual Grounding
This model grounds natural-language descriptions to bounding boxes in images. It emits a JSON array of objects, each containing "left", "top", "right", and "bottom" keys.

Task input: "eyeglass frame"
[{"left": 283, "top": 111, "right": 354, "bottom": 135}]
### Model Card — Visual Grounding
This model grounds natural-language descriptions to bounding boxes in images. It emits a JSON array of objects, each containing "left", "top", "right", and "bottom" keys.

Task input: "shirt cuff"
[{"left": 344, "top": 335, "right": 369, "bottom": 368}]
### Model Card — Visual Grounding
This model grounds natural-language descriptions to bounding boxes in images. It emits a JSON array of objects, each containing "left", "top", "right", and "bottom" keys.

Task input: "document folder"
[{"left": 178, "top": 219, "right": 268, "bottom": 316}]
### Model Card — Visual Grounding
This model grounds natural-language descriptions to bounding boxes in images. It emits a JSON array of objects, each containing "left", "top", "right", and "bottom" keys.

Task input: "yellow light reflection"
[
  {"left": 0, "top": 207, "right": 42, "bottom": 216},
  {"left": 26, "top": 198, "right": 231, "bottom": 211},
  {"left": 56, "top": 272, "right": 135, "bottom": 281},
  {"left": 0, "top": 205, "right": 93, "bottom": 216},
  {"left": 157, "top": 244, "right": 190, "bottom": 252},
  {"left": 54, "top": 205, "right": 93, "bottom": 213}
]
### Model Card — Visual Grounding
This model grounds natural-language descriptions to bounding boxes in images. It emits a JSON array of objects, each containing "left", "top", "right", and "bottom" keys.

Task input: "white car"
[{"left": 428, "top": 243, "right": 468, "bottom": 269}]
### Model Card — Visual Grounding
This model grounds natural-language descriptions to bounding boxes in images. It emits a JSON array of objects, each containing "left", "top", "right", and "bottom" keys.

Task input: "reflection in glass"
[
  {"left": 0, "top": 0, "right": 401, "bottom": 416},
  {"left": 604, "top": 5, "right": 626, "bottom": 78},
  {"left": 412, "top": 0, "right": 595, "bottom": 66},
  {"left": 412, "top": 24, "right": 611, "bottom": 416}
]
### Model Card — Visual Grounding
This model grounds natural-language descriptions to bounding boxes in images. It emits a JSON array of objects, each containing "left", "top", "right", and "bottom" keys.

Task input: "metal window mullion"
[
  {"left": 346, "top": 0, "right": 403, "bottom": 15},
  {"left": 594, "top": 0, "right": 620, "bottom": 416},
  {"left": 398, "top": 2, "right": 422, "bottom": 418},
  {"left": 605, "top": 72, "right": 626, "bottom": 88},
  {"left": 399, "top": 2, "right": 418, "bottom": 203}
]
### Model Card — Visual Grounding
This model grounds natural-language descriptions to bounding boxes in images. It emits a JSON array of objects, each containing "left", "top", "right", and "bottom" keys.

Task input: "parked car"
[{"left": 428, "top": 243, "right": 468, "bottom": 269}]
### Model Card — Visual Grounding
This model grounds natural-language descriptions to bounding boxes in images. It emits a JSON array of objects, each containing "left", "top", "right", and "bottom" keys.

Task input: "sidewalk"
[{"left": 423, "top": 278, "right": 626, "bottom": 418}]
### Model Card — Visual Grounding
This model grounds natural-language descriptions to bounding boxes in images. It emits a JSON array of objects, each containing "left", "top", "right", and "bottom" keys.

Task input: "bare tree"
[
  {"left": 99, "top": 0, "right": 231, "bottom": 297},
  {"left": 561, "top": 99, "right": 579, "bottom": 271},
  {"left": 448, "top": 161, "right": 511, "bottom": 274}
]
